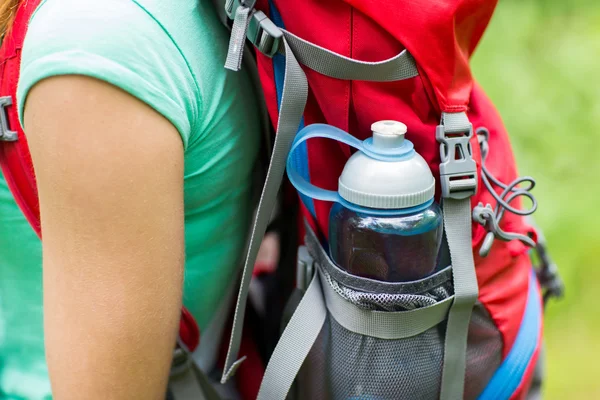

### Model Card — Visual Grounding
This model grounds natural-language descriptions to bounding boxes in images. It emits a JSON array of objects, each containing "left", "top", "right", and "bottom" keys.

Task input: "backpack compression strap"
[
  {"left": 221, "top": 2, "right": 479, "bottom": 400},
  {"left": 436, "top": 112, "right": 479, "bottom": 399}
]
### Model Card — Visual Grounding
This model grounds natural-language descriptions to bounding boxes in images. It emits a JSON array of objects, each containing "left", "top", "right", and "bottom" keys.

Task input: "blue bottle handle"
[{"left": 286, "top": 124, "right": 363, "bottom": 204}]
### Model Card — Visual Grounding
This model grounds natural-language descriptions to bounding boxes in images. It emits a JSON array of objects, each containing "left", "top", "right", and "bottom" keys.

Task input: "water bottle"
[{"left": 287, "top": 120, "right": 443, "bottom": 283}]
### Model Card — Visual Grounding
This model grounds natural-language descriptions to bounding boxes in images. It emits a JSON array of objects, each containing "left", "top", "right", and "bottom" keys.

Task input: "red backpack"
[
  {"left": 1, "top": 0, "right": 563, "bottom": 399},
  {"left": 215, "top": 1, "right": 562, "bottom": 399}
]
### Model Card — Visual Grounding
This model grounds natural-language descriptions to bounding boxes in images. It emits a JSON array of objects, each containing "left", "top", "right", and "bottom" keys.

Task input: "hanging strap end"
[
  {"left": 225, "top": 3, "right": 255, "bottom": 71},
  {"left": 220, "top": 356, "right": 247, "bottom": 384},
  {"left": 224, "top": 2, "right": 281, "bottom": 72}
]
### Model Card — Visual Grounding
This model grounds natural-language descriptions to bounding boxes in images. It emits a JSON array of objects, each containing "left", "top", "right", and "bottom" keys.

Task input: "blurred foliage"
[{"left": 472, "top": 0, "right": 600, "bottom": 397}]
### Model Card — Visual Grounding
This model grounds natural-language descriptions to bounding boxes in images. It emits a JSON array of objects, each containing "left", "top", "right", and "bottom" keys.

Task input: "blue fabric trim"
[
  {"left": 478, "top": 270, "right": 542, "bottom": 399},
  {"left": 268, "top": 1, "right": 316, "bottom": 218}
]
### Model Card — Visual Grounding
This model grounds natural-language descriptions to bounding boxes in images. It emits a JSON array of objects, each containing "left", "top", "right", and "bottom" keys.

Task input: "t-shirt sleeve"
[{"left": 17, "top": 0, "right": 200, "bottom": 149}]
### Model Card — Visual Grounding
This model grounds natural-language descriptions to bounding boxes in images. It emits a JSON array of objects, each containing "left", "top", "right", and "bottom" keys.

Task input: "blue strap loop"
[{"left": 287, "top": 124, "right": 362, "bottom": 203}]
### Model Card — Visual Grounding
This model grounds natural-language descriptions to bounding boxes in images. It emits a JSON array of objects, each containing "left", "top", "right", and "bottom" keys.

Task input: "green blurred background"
[{"left": 471, "top": 0, "right": 600, "bottom": 397}]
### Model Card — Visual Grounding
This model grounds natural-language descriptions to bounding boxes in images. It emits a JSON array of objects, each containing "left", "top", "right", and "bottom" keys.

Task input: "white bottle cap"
[
  {"left": 338, "top": 120, "right": 435, "bottom": 209},
  {"left": 371, "top": 120, "right": 407, "bottom": 149}
]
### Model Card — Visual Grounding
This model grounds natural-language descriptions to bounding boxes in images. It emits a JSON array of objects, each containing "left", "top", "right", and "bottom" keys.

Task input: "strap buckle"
[
  {"left": 225, "top": 0, "right": 254, "bottom": 20},
  {"left": 436, "top": 122, "right": 477, "bottom": 200},
  {"left": 247, "top": 11, "right": 282, "bottom": 58},
  {"left": 225, "top": 0, "right": 281, "bottom": 58},
  {"left": 533, "top": 232, "right": 564, "bottom": 305},
  {"left": 296, "top": 246, "right": 315, "bottom": 292},
  {"left": 224, "top": 0, "right": 238, "bottom": 19},
  {"left": 0, "top": 96, "right": 17, "bottom": 142}
]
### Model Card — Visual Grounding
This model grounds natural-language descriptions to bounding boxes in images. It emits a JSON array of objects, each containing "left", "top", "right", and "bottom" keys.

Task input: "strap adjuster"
[
  {"left": 224, "top": 0, "right": 281, "bottom": 58},
  {"left": 0, "top": 96, "right": 17, "bottom": 142},
  {"left": 436, "top": 123, "right": 477, "bottom": 200},
  {"left": 296, "top": 246, "right": 315, "bottom": 292},
  {"left": 224, "top": 0, "right": 237, "bottom": 19},
  {"left": 247, "top": 11, "right": 282, "bottom": 58},
  {"left": 225, "top": 0, "right": 255, "bottom": 19}
]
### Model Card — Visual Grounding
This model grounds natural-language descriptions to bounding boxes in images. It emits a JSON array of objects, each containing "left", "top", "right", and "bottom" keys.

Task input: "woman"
[{"left": 0, "top": 0, "right": 260, "bottom": 398}]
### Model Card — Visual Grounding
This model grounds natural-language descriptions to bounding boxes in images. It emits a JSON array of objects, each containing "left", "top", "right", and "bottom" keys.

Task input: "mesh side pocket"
[
  {"left": 294, "top": 273, "right": 503, "bottom": 400},
  {"left": 295, "top": 271, "right": 449, "bottom": 400},
  {"left": 298, "top": 314, "right": 445, "bottom": 400},
  {"left": 464, "top": 304, "right": 503, "bottom": 399},
  {"left": 325, "top": 270, "right": 452, "bottom": 311}
]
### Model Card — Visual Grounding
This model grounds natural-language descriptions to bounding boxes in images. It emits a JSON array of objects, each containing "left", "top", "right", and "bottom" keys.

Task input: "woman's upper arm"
[{"left": 24, "top": 75, "right": 185, "bottom": 399}]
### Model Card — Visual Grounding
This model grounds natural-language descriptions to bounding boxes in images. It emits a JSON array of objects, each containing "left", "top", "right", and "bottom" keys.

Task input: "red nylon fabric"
[
  {"left": 255, "top": 0, "right": 540, "bottom": 390},
  {"left": 179, "top": 307, "right": 201, "bottom": 352},
  {"left": 0, "top": 0, "right": 41, "bottom": 237},
  {"left": 348, "top": 0, "right": 497, "bottom": 112}
]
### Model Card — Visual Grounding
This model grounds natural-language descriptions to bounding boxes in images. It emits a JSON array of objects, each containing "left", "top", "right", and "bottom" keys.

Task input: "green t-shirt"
[{"left": 0, "top": 0, "right": 260, "bottom": 398}]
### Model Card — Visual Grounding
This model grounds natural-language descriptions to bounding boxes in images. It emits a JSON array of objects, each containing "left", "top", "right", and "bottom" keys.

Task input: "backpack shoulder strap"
[{"left": 0, "top": 0, "right": 43, "bottom": 237}]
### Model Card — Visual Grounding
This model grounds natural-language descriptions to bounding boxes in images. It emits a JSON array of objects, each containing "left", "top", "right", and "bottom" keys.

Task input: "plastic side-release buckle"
[
  {"left": 0, "top": 96, "right": 17, "bottom": 142},
  {"left": 280, "top": 246, "right": 315, "bottom": 334},
  {"left": 225, "top": 0, "right": 252, "bottom": 20},
  {"left": 436, "top": 122, "right": 477, "bottom": 200},
  {"left": 296, "top": 246, "right": 315, "bottom": 292},
  {"left": 247, "top": 11, "right": 282, "bottom": 58},
  {"left": 224, "top": 0, "right": 237, "bottom": 19},
  {"left": 224, "top": 0, "right": 281, "bottom": 58}
]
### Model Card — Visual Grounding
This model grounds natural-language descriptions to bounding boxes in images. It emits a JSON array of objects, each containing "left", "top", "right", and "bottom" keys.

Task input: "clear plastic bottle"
[
  {"left": 329, "top": 201, "right": 442, "bottom": 282},
  {"left": 287, "top": 120, "right": 443, "bottom": 283},
  {"left": 326, "top": 120, "right": 443, "bottom": 282}
]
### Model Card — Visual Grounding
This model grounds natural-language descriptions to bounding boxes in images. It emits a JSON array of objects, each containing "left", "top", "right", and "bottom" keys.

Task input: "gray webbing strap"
[
  {"left": 224, "top": 4, "right": 253, "bottom": 71},
  {"left": 281, "top": 30, "right": 419, "bottom": 82},
  {"left": 243, "top": 44, "right": 273, "bottom": 158},
  {"left": 170, "top": 360, "right": 223, "bottom": 400},
  {"left": 440, "top": 198, "right": 478, "bottom": 400},
  {"left": 223, "top": 4, "right": 419, "bottom": 82},
  {"left": 191, "top": 363, "right": 223, "bottom": 400},
  {"left": 221, "top": 37, "right": 308, "bottom": 384},
  {"left": 438, "top": 112, "right": 479, "bottom": 400},
  {"left": 257, "top": 270, "right": 326, "bottom": 400},
  {"left": 441, "top": 111, "right": 471, "bottom": 134},
  {"left": 170, "top": 346, "right": 223, "bottom": 400},
  {"left": 170, "top": 367, "right": 209, "bottom": 400},
  {"left": 321, "top": 269, "right": 454, "bottom": 340}
]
